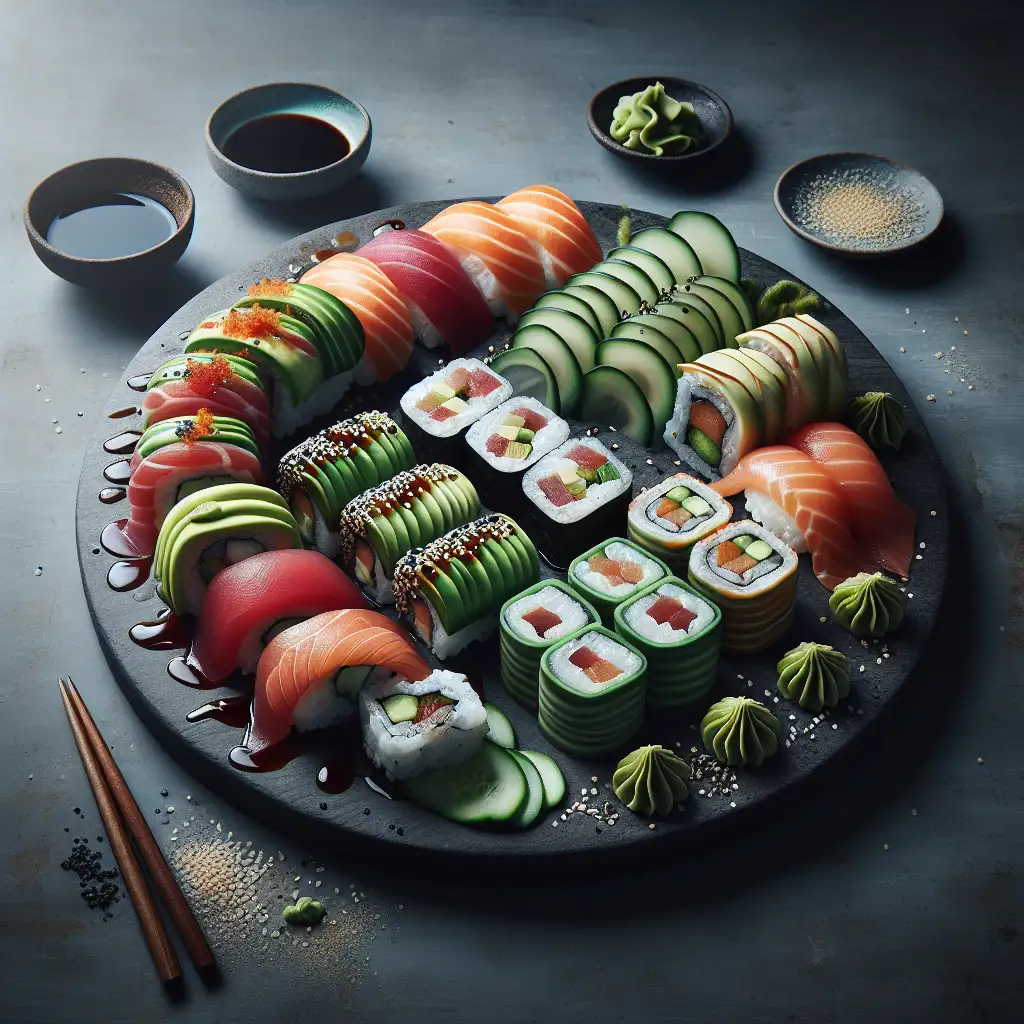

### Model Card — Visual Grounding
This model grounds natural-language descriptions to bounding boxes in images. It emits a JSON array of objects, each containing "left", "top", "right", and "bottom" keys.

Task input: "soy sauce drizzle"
[
  {"left": 167, "top": 656, "right": 219, "bottom": 690},
  {"left": 103, "top": 460, "right": 131, "bottom": 485},
  {"left": 107, "top": 406, "right": 139, "bottom": 419},
  {"left": 372, "top": 219, "right": 405, "bottom": 236},
  {"left": 99, "top": 487, "right": 126, "bottom": 504},
  {"left": 103, "top": 430, "right": 141, "bottom": 455},
  {"left": 129, "top": 611, "right": 189, "bottom": 651},
  {"left": 107, "top": 558, "right": 151, "bottom": 592},
  {"left": 186, "top": 696, "right": 251, "bottom": 728},
  {"left": 126, "top": 372, "right": 153, "bottom": 392},
  {"left": 100, "top": 520, "right": 140, "bottom": 558}
]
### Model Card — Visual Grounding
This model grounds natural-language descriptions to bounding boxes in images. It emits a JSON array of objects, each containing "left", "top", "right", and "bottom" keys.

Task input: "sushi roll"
[
  {"left": 360, "top": 668, "right": 488, "bottom": 780},
  {"left": 277, "top": 411, "right": 415, "bottom": 556},
  {"left": 465, "top": 397, "right": 569, "bottom": 513},
  {"left": 538, "top": 625, "right": 647, "bottom": 757},
  {"left": 686, "top": 520, "right": 799, "bottom": 655},
  {"left": 626, "top": 472, "right": 732, "bottom": 574},
  {"left": 499, "top": 580, "right": 600, "bottom": 709},
  {"left": 399, "top": 358, "right": 512, "bottom": 469},
  {"left": 521, "top": 437, "right": 632, "bottom": 569},
  {"left": 153, "top": 482, "right": 303, "bottom": 617},
  {"left": 189, "top": 550, "right": 368, "bottom": 684},
  {"left": 568, "top": 538, "right": 669, "bottom": 628},
  {"left": 249, "top": 609, "right": 430, "bottom": 756},
  {"left": 339, "top": 464, "right": 480, "bottom": 604},
  {"left": 129, "top": 411, "right": 260, "bottom": 473},
  {"left": 393, "top": 513, "right": 541, "bottom": 660},
  {"left": 356, "top": 228, "right": 494, "bottom": 354},
  {"left": 614, "top": 577, "right": 722, "bottom": 708}
]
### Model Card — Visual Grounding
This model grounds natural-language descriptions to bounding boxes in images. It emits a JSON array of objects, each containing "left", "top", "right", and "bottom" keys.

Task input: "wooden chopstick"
[
  {"left": 64, "top": 677, "right": 215, "bottom": 972},
  {"left": 59, "top": 678, "right": 181, "bottom": 984}
]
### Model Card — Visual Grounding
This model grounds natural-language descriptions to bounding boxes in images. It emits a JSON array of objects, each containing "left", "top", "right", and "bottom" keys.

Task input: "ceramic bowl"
[
  {"left": 774, "top": 152, "right": 944, "bottom": 256},
  {"left": 24, "top": 157, "right": 194, "bottom": 288},
  {"left": 587, "top": 76, "right": 732, "bottom": 164},
  {"left": 206, "top": 82, "right": 371, "bottom": 202}
]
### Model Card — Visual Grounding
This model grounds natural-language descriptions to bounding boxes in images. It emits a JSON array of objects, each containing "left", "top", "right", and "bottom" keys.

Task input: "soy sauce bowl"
[
  {"left": 24, "top": 157, "right": 194, "bottom": 288},
  {"left": 206, "top": 82, "right": 372, "bottom": 202}
]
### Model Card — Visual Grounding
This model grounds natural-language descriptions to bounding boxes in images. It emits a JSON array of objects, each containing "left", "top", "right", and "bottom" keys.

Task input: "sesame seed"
[
  {"left": 977, "top": 757, "right": 984, "bottom": 765},
  {"left": 883, "top": 844, "right": 889, "bottom": 851}
]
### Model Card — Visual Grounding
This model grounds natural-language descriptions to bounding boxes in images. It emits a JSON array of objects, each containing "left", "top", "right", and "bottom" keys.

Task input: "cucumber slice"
[
  {"left": 508, "top": 750, "right": 545, "bottom": 828},
  {"left": 519, "top": 750, "right": 566, "bottom": 810},
  {"left": 654, "top": 301, "right": 720, "bottom": 356},
  {"left": 402, "top": 743, "right": 528, "bottom": 824},
  {"left": 607, "top": 245, "right": 675, "bottom": 294},
  {"left": 562, "top": 284, "right": 621, "bottom": 337},
  {"left": 517, "top": 307, "right": 597, "bottom": 372},
  {"left": 679, "top": 281, "right": 745, "bottom": 348},
  {"left": 664, "top": 293, "right": 724, "bottom": 349},
  {"left": 532, "top": 289, "right": 603, "bottom": 338},
  {"left": 695, "top": 275, "right": 754, "bottom": 333},
  {"left": 668, "top": 211, "right": 741, "bottom": 283},
  {"left": 511, "top": 323, "right": 583, "bottom": 416},
  {"left": 610, "top": 321, "right": 683, "bottom": 376},
  {"left": 619, "top": 313, "right": 702, "bottom": 364},
  {"left": 580, "top": 365, "right": 655, "bottom": 447},
  {"left": 629, "top": 226, "right": 703, "bottom": 282},
  {"left": 595, "top": 339, "right": 676, "bottom": 432},
  {"left": 567, "top": 271, "right": 641, "bottom": 320},
  {"left": 484, "top": 703, "right": 516, "bottom": 749},
  {"left": 490, "top": 348, "right": 560, "bottom": 413},
  {"left": 592, "top": 259, "right": 660, "bottom": 306}
]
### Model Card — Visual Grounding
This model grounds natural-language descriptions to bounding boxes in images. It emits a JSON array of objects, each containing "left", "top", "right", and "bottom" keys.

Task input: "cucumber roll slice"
[
  {"left": 490, "top": 348, "right": 561, "bottom": 414},
  {"left": 579, "top": 366, "right": 655, "bottom": 447},
  {"left": 694, "top": 275, "right": 755, "bottom": 333},
  {"left": 611, "top": 320, "right": 687, "bottom": 374},
  {"left": 653, "top": 301, "right": 720, "bottom": 356},
  {"left": 591, "top": 259, "right": 660, "bottom": 307},
  {"left": 606, "top": 245, "right": 675, "bottom": 295},
  {"left": 532, "top": 289, "right": 603, "bottom": 338},
  {"left": 517, "top": 307, "right": 598, "bottom": 373},
  {"left": 562, "top": 283, "right": 622, "bottom": 337},
  {"left": 618, "top": 313, "right": 702, "bottom": 364},
  {"left": 483, "top": 703, "right": 516, "bottom": 749},
  {"left": 508, "top": 749, "right": 545, "bottom": 828},
  {"left": 402, "top": 742, "right": 528, "bottom": 824},
  {"left": 595, "top": 339, "right": 676, "bottom": 434},
  {"left": 629, "top": 227, "right": 703, "bottom": 283},
  {"left": 511, "top": 323, "right": 583, "bottom": 416},
  {"left": 566, "top": 271, "right": 641, "bottom": 321},
  {"left": 668, "top": 211, "right": 741, "bottom": 283},
  {"left": 519, "top": 750, "right": 566, "bottom": 809},
  {"left": 678, "top": 281, "right": 745, "bottom": 348}
]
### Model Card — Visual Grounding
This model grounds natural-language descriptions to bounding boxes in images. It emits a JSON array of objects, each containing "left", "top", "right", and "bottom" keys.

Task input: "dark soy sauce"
[
  {"left": 103, "top": 430, "right": 141, "bottom": 455},
  {"left": 100, "top": 520, "right": 140, "bottom": 558},
  {"left": 167, "top": 656, "right": 219, "bottom": 690},
  {"left": 126, "top": 372, "right": 154, "bottom": 392},
  {"left": 103, "top": 460, "right": 131, "bottom": 485},
  {"left": 46, "top": 193, "right": 177, "bottom": 259},
  {"left": 372, "top": 219, "right": 406, "bottom": 236},
  {"left": 229, "top": 735, "right": 306, "bottom": 773},
  {"left": 129, "top": 611, "right": 189, "bottom": 651},
  {"left": 107, "top": 558, "right": 151, "bottom": 592},
  {"left": 98, "top": 487, "right": 126, "bottom": 504},
  {"left": 186, "top": 696, "right": 251, "bottom": 728},
  {"left": 107, "top": 406, "right": 139, "bottom": 419},
  {"left": 222, "top": 114, "right": 350, "bottom": 174}
]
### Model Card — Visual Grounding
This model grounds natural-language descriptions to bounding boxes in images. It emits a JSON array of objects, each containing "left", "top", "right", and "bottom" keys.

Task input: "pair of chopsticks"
[{"left": 58, "top": 677, "right": 214, "bottom": 985}]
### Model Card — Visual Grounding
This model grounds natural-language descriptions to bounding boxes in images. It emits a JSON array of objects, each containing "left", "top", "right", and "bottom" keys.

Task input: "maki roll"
[
  {"left": 686, "top": 520, "right": 798, "bottom": 655},
  {"left": 522, "top": 438, "right": 632, "bottom": 569},
  {"left": 626, "top": 472, "right": 732, "bottom": 574},
  {"left": 393, "top": 513, "right": 541, "bottom": 660},
  {"left": 538, "top": 625, "right": 647, "bottom": 757},
  {"left": 190, "top": 549, "right": 367, "bottom": 684},
  {"left": 614, "top": 577, "right": 722, "bottom": 708},
  {"left": 277, "top": 412, "right": 415, "bottom": 556},
  {"left": 568, "top": 538, "right": 669, "bottom": 627},
  {"left": 399, "top": 358, "right": 512, "bottom": 469},
  {"left": 466, "top": 397, "right": 569, "bottom": 512},
  {"left": 249, "top": 609, "right": 430, "bottom": 756},
  {"left": 499, "top": 580, "right": 600, "bottom": 709},
  {"left": 153, "top": 482, "right": 302, "bottom": 617},
  {"left": 360, "top": 668, "right": 488, "bottom": 780},
  {"left": 339, "top": 464, "right": 480, "bottom": 604}
]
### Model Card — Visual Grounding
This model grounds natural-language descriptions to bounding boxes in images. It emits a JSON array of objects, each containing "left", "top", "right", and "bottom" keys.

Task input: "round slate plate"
[{"left": 76, "top": 200, "right": 948, "bottom": 868}]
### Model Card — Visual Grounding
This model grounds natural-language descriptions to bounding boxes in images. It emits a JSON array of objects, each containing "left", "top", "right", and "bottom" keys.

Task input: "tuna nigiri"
[
  {"left": 356, "top": 228, "right": 494, "bottom": 354},
  {"left": 712, "top": 446, "right": 873, "bottom": 590},
  {"left": 787, "top": 422, "right": 916, "bottom": 578},
  {"left": 250, "top": 609, "right": 430, "bottom": 754},
  {"left": 420, "top": 201, "right": 546, "bottom": 322},
  {"left": 300, "top": 253, "right": 414, "bottom": 384},
  {"left": 122, "top": 441, "right": 263, "bottom": 556},
  {"left": 496, "top": 185, "right": 603, "bottom": 288},
  {"left": 190, "top": 550, "right": 367, "bottom": 684}
]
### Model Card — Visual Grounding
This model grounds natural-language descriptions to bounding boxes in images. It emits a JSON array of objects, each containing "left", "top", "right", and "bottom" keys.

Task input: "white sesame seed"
[
  {"left": 977, "top": 757, "right": 984, "bottom": 764},
  {"left": 883, "top": 844, "right": 889, "bottom": 851}
]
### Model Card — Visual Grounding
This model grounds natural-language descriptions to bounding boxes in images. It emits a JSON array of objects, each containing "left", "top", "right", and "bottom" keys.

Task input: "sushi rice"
[
  {"left": 623, "top": 582, "right": 716, "bottom": 644},
  {"left": 743, "top": 490, "right": 807, "bottom": 554},
  {"left": 548, "top": 630, "right": 643, "bottom": 694},
  {"left": 572, "top": 541, "right": 665, "bottom": 598},
  {"left": 505, "top": 585, "right": 589, "bottom": 642}
]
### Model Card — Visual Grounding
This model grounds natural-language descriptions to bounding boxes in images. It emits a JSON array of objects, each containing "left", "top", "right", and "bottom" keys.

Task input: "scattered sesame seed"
[
  {"left": 819, "top": 615, "right": 827, "bottom": 623},
  {"left": 883, "top": 844, "right": 889, "bottom": 851},
  {"left": 899, "top": 346, "right": 906, "bottom": 353},
  {"left": 977, "top": 757, "right": 984, "bottom": 765},
  {"left": 911, "top": 809, "right": 917, "bottom": 816},
  {"left": 55, "top": 427, "right": 62, "bottom": 434},
  {"left": 926, "top": 394, "right": 936, "bottom": 402},
  {"left": 859, "top": 665, "right": 866, "bottom": 673}
]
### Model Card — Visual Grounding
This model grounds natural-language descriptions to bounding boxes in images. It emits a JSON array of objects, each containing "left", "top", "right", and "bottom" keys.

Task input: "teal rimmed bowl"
[{"left": 205, "top": 82, "right": 371, "bottom": 202}]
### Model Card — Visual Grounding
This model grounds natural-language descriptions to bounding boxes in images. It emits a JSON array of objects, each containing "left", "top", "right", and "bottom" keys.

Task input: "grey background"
[{"left": 1, "top": 1, "right": 1021, "bottom": 1022}]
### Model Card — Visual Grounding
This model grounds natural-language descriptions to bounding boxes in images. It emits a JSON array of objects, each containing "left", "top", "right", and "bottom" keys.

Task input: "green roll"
[{"left": 568, "top": 537, "right": 670, "bottom": 628}]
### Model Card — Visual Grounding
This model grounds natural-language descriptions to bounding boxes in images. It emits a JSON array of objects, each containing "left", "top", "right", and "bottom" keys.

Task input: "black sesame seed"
[
  {"left": 319, "top": 802, "right": 328, "bottom": 811},
  {"left": 362, "top": 808, "right": 370, "bottom": 816},
  {"left": 160, "top": 789, "right": 168, "bottom": 797},
  {"left": 396, "top": 827, "right": 404, "bottom": 836}
]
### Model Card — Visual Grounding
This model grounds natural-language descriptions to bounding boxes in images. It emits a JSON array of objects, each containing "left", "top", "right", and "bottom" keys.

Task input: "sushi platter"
[{"left": 76, "top": 196, "right": 948, "bottom": 864}]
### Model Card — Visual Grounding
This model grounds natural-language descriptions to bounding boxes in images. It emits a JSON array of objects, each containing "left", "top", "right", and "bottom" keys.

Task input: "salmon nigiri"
[
  {"left": 250, "top": 608, "right": 429, "bottom": 754},
  {"left": 420, "top": 201, "right": 546, "bottom": 322},
  {"left": 496, "top": 185, "right": 603, "bottom": 289},
  {"left": 712, "top": 446, "right": 873, "bottom": 590},
  {"left": 787, "top": 422, "right": 916, "bottom": 578},
  {"left": 300, "top": 253, "right": 413, "bottom": 384}
]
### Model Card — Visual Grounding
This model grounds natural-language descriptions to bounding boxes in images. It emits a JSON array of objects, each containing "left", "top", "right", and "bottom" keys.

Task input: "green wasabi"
[
  {"left": 701, "top": 696, "right": 780, "bottom": 767},
  {"left": 612, "top": 745, "right": 690, "bottom": 816},
  {"left": 829, "top": 571, "right": 907, "bottom": 638},
  {"left": 282, "top": 896, "right": 326, "bottom": 926},
  {"left": 846, "top": 391, "right": 907, "bottom": 451},
  {"left": 609, "top": 82, "right": 703, "bottom": 157},
  {"left": 776, "top": 641, "right": 850, "bottom": 712}
]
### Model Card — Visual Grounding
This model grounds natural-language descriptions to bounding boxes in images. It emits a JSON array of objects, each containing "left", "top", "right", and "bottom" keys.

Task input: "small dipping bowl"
[
  {"left": 24, "top": 158, "right": 194, "bottom": 288},
  {"left": 587, "top": 76, "right": 732, "bottom": 164},
  {"left": 206, "top": 82, "right": 371, "bottom": 202}
]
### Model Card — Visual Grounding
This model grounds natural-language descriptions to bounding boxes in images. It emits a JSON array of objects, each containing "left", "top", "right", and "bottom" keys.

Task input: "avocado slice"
[
  {"left": 294, "top": 471, "right": 331, "bottom": 530},
  {"left": 461, "top": 551, "right": 494, "bottom": 617},
  {"left": 363, "top": 437, "right": 396, "bottom": 481},
  {"left": 416, "top": 570, "right": 460, "bottom": 637},
  {"left": 745, "top": 539, "right": 775, "bottom": 561},
  {"left": 366, "top": 515, "right": 400, "bottom": 575},
  {"left": 417, "top": 486, "right": 446, "bottom": 537},
  {"left": 487, "top": 535, "right": 523, "bottom": 592},
  {"left": 508, "top": 527, "right": 541, "bottom": 583},
  {"left": 446, "top": 558, "right": 480, "bottom": 630},
  {"left": 664, "top": 485, "right": 692, "bottom": 504},
  {"left": 374, "top": 430, "right": 405, "bottom": 473},
  {"left": 427, "top": 477, "right": 456, "bottom": 529},
  {"left": 732, "top": 534, "right": 753, "bottom": 551},
  {"left": 147, "top": 352, "right": 264, "bottom": 392},
  {"left": 348, "top": 444, "right": 382, "bottom": 492},
  {"left": 291, "top": 282, "right": 365, "bottom": 371},
  {"left": 382, "top": 507, "right": 413, "bottom": 562},
  {"left": 382, "top": 694, "right": 418, "bottom": 724},
  {"left": 391, "top": 426, "right": 416, "bottom": 468},
  {"left": 473, "top": 543, "right": 505, "bottom": 610},
  {"left": 681, "top": 495, "right": 713, "bottom": 517},
  {"left": 399, "top": 496, "right": 431, "bottom": 550},
  {"left": 435, "top": 477, "right": 469, "bottom": 524}
]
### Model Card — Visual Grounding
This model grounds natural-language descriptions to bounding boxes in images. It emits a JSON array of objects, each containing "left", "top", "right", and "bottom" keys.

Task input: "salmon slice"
[
  {"left": 712, "top": 445, "right": 873, "bottom": 590},
  {"left": 496, "top": 185, "right": 603, "bottom": 287},
  {"left": 689, "top": 400, "right": 727, "bottom": 446},
  {"left": 787, "top": 422, "right": 916, "bottom": 579},
  {"left": 301, "top": 254, "right": 414, "bottom": 383}
]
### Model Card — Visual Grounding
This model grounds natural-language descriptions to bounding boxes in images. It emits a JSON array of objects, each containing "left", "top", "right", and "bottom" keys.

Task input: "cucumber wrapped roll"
[
  {"left": 277, "top": 412, "right": 415, "bottom": 557},
  {"left": 499, "top": 580, "right": 600, "bottom": 709},
  {"left": 614, "top": 577, "right": 722, "bottom": 708},
  {"left": 393, "top": 513, "right": 540, "bottom": 660},
  {"left": 340, "top": 464, "right": 480, "bottom": 604},
  {"left": 568, "top": 538, "right": 669, "bottom": 628}
]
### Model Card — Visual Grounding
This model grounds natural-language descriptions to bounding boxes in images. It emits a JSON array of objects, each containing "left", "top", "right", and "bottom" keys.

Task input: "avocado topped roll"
[
  {"left": 277, "top": 412, "right": 415, "bottom": 556},
  {"left": 339, "top": 464, "right": 480, "bottom": 604},
  {"left": 393, "top": 513, "right": 540, "bottom": 660}
]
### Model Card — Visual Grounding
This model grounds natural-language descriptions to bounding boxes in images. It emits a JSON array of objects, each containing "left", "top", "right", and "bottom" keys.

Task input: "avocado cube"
[
  {"left": 440, "top": 396, "right": 470, "bottom": 415},
  {"left": 595, "top": 462, "right": 621, "bottom": 484},
  {"left": 681, "top": 495, "right": 712, "bottom": 517},
  {"left": 576, "top": 464, "right": 598, "bottom": 482},
  {"left": 566, "top": 478, "right": 587, "bottom": 498},
  {"left": 516, "top": 428, "right": 535, "bottom": 443},
  {"left": 382, "top": 694, "right": 418, "bottom": 724},
  {"left": 744, "top": 539, "right": 775, "bottom": 561},
  {"left": 732, "top": 534, "right": 753, "bottom": 550},
  {"left": 664, "top": 485, "right": 691, "bottom": 504}
]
